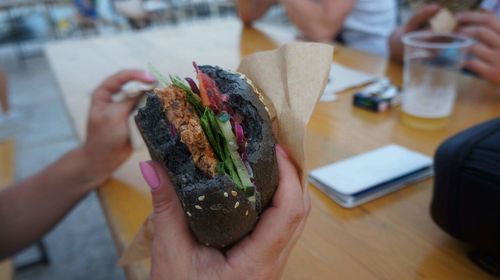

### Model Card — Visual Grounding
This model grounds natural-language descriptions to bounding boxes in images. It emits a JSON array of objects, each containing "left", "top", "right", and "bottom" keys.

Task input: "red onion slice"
[
  {"left": 234, "top": 123, "right": 244, "bottom": 145},
  {"left": 185, "top": 77, "right": 199, "bottom": 94}
]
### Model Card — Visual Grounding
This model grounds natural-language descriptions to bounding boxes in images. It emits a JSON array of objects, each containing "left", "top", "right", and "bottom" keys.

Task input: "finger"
[
  {"left": 227, "top": 145, "right": 306, "bottom": 265},
  {"left": 405, "top": 4, "right": 441, "bottom": 32},
  {"left": 139, "top": 161, "right": 195, "bottom": 251},
  {"left": 469, "top": 43, "right": 498, "bottom": 65},
  {"left": 114, "top": 91, "right": 146, "bottom": 118},
  {"left": 465, "top": 59, "right": 500, "bottom": 85},
  {"left": 456, "top": 12, "right": 500, "bottom": 34},
  {"left": 280, "top": 184, "right": 311, "bottom": 258},
  {"left": 93, "top": 70, "right": 156, "bottom": 102},
  {"left": 460, "top": 26, "right": 500, "bottom": 49}
]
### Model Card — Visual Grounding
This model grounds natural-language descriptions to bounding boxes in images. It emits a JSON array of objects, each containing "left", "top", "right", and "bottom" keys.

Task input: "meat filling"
[{"left": 155, "top": 86, "right": 218, "bottom": 177}]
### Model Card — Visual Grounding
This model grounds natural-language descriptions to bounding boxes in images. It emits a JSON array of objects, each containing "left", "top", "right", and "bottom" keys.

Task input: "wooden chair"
[{"left": 0, "top": 139, "right": 15, "bottom": 280}]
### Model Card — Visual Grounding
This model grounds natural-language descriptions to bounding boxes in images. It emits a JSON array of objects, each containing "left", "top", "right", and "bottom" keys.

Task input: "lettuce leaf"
[
  {"left": 197, "top": 108, "right": 248, "bottom": 191},
  {"left": 216, "top": 113, "right": 254, "bottom": 194},
  {"left": 200, "top": 109, "right": 224, "bottom": 159}
]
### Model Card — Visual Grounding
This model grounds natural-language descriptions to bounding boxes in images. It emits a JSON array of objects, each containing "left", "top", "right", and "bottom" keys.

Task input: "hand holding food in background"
[
  {"left": 389, "top": 4, "right": 500, "bottom": 86},
  {"left": 0, "top": 70, "right": 155, "bottom": 259},
  {"left": 237, "top": 0, "right": 277, "bottom": 25},
  {"left": 389, "top": 4, "right": 441, "bottom": 61},
  {"left": 141, "top": 144, "right": 310, "bottom": 280},
  {"left": 83, "top": 70, "right": 156, "bottom": 185},
  {"left": 456, "top": 11, "right": 500, "bottom": 85}
]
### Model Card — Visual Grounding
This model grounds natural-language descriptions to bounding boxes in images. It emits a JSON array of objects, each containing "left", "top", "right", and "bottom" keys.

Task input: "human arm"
[
  {"left": 280, "top": 0, "right": 355, "bottom": 42},
  {"left": 456, "top": 11, "right": 500, "bottom": 86},
  {"left": 389, "top": 4, "right": 441, "bottom": 62},
  {"left": 140, "top": 144, "right": 310, "bottom": 279},
  {"left": 0, "top": 70, "right": 9, "bottom": 114},
  {"left": 237, "top": 0, "right": 277, "bottom": 25},
  {"left": 0, "top": 70, "right": 156, "bottom": 260}
]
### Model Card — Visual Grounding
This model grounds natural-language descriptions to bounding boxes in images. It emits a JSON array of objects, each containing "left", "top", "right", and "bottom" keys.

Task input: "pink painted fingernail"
[{"left": 140, "top": 161, "right": 160, "bottom": 189}]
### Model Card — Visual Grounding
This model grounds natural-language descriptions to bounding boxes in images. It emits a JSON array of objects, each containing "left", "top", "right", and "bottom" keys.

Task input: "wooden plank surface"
[
  {"left": 45, "top": 18, "right": 500, "bottom": 279},
  {"left": 0, "top": 139, "right": 14, "bottom": 189},
  {"left": 0, "top": 139, "right": 15, "bottom": 280}
]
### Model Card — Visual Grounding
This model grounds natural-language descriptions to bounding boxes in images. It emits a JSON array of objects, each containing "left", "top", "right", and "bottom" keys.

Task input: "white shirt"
[
  {"left": 342, "top": 0, "right": 397, "bottom": 56},
  {"left": 258, "top": 0, "right": 397, "bottom": 57},
  {"left": 481, "top": 0, "right": 500, "bottom": 15}
]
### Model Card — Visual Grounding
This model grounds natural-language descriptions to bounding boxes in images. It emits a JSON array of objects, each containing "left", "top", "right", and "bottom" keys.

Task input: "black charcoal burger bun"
[{"left": 135, "top": 65, "right": 278, "bottom": 248}]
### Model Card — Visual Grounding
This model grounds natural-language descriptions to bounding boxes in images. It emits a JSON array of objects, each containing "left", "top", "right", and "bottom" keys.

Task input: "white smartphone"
[{"left": 309, "top": 144, "right": 433, "bottom": 208}]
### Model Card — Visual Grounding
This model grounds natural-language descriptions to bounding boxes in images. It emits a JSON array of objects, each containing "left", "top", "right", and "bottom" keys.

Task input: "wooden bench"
[{"left": 0, "top": 139, "right": 14, "bottom": 279}]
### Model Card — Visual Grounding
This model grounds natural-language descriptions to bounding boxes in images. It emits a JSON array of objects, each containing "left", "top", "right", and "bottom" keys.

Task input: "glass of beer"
[{"left": 401, "top": 31, "right": 474, "bottom": 129}]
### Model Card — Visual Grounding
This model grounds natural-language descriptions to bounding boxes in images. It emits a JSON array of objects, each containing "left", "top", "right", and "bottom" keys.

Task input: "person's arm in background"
[
  {"left": 0, "top": 70, "right": 156, "bottom": 260},
  {"left": 388, "top": 4, "right": 441, "bottom": 62},
  {"left": 456, "top": 11, "right": 500, "bottom": 86},
  {"left": 0, "top": 70, "right": 9, "bottom": 114},
  {"left": 237, "top": 0, "right": 277, "bottom": 25},
  {"left": 279, "top": 0, "right": 355, "bottom": 42}
]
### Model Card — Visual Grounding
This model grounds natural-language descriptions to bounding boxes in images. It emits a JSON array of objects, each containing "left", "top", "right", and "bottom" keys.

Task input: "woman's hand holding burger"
[{"left": 140, "top": 144, "right": 311, "bottom": 280}]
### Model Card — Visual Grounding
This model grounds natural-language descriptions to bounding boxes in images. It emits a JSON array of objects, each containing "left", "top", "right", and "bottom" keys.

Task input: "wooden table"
[{"left": 45, "top": 18, "right": 500, "bottom": 279}]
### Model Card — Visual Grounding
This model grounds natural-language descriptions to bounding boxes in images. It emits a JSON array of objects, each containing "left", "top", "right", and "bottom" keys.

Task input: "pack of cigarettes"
[{"left": 353, "top": 78, "right": 401, "bottom": 112}]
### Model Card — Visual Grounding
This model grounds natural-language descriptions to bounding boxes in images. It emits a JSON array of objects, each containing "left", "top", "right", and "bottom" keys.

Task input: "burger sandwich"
[{"left": 135, "top": 64, "right": 278, "bottom": 248}]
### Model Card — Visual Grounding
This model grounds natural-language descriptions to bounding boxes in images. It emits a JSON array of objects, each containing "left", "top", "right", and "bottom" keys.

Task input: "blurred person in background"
[
  {"left": 114, "top": 0, "right": 151, "bottom": 29},
  {"left": 0, "top": 70, "right": 155, "bottom": 261},
  {"left": 237, "top": 0, "right": 397, "bottom": 56},
  {"left": 389, "top": 2, "right": 500, "bottom": 86},
  {"left": 74, "top": 0, "right": 99, "bottom": 31},
  {"left": 0, "top": 70, "right": 309, "bottom": 279},
  {"left": 75, "top": 0, "right": 98, "bottom": 20},
  {"left": 0, "top": 70, "right": 20, "bottom": 124},
  {"left": 0, "top": 70, "right": 10, "bottom": 119}
]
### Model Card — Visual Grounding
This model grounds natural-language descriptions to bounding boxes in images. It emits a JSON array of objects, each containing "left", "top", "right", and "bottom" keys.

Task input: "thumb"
[
  {"left": 139, "top": 161, "right": 194, "bottom": 248},
  {"left": 406, "top": 4, "right": 441, "bottom": 31}
]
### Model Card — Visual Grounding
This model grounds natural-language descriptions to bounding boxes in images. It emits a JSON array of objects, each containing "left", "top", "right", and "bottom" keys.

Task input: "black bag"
[{"left": 431, "top": 117, "right": 500, "bottom": 253}]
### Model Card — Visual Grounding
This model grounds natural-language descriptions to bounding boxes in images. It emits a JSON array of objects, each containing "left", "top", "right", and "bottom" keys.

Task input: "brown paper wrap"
[
  {"left": 429, "top": 8, "right": 457, "bottom": 33},
  {"left": 119, "top": 42, "right": 333, "bottom": 266}
]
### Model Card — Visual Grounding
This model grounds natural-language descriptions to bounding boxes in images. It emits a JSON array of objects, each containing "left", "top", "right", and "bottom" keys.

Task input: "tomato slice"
[
  {"left": 194, "top": 63, "right": 224, "bottom": 112},
  {"left": 197, "top": 72, "right": 212, "bottom": 107}
]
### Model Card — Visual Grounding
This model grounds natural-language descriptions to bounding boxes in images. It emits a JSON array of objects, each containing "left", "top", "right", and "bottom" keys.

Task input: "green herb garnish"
[
  {"left": 216, "top": 114, "right": 254, "bottom": 193},
  {"left": 148, "top": 64, "right": 170, "bottom": 87}
]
